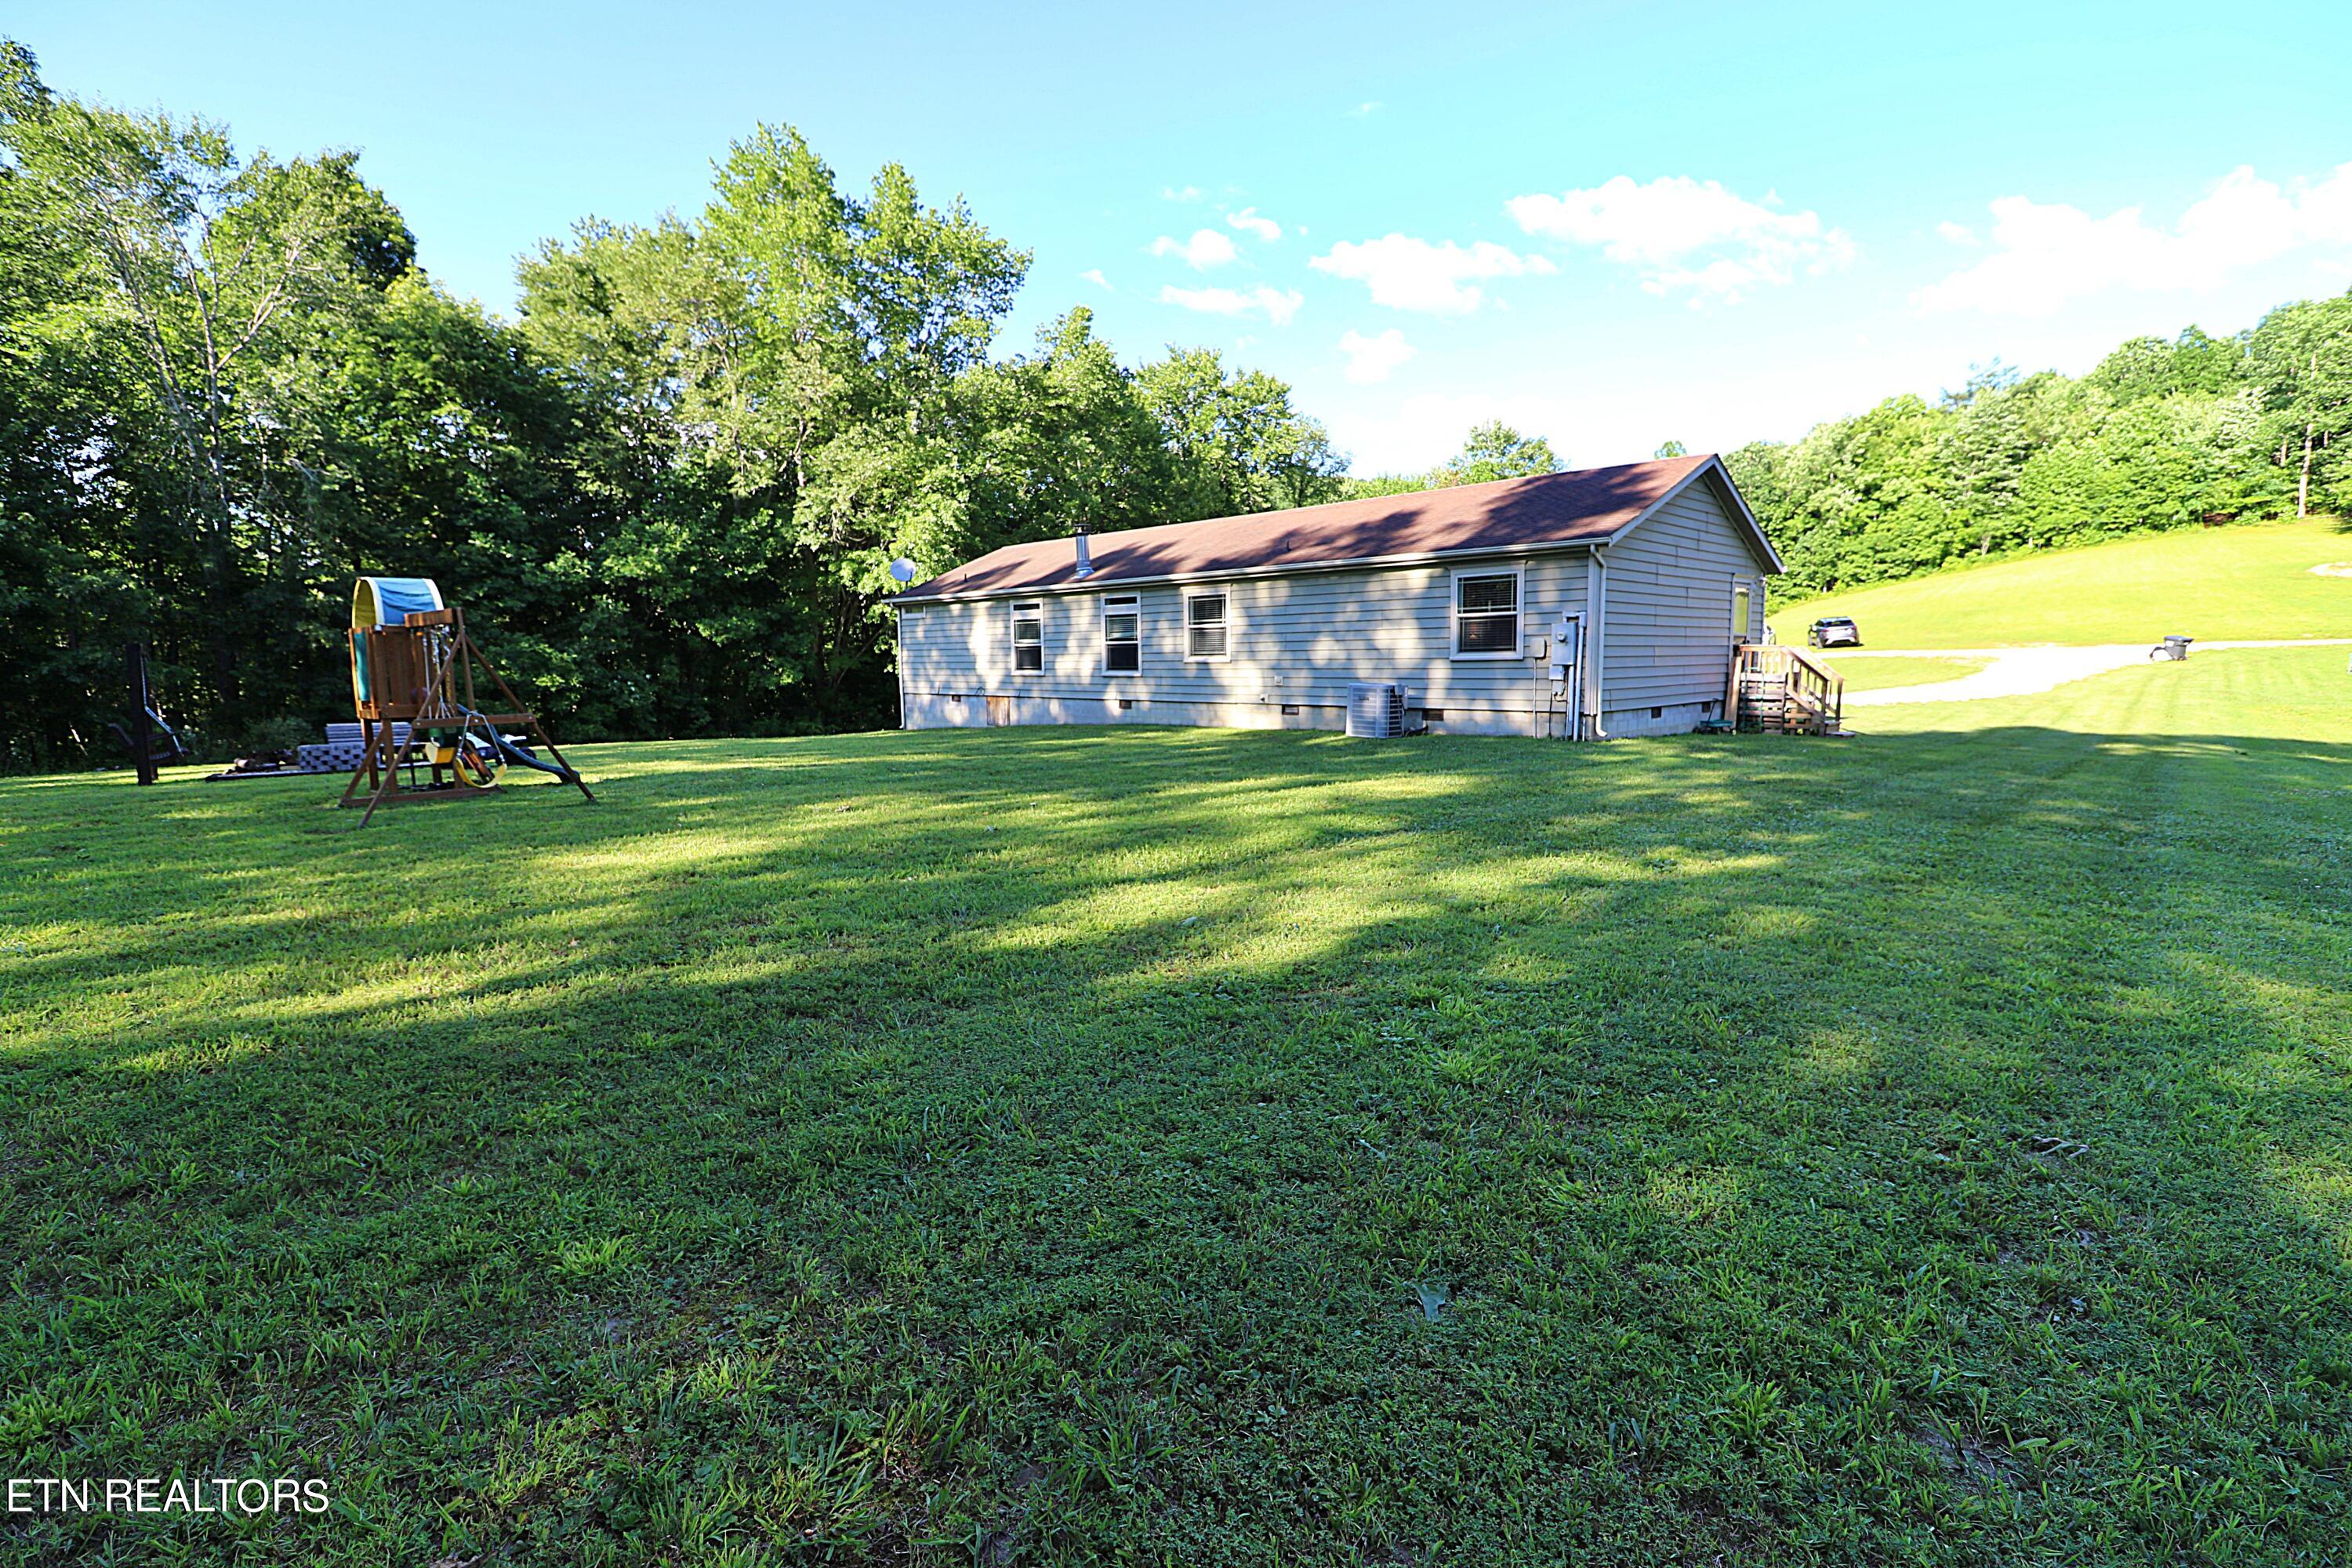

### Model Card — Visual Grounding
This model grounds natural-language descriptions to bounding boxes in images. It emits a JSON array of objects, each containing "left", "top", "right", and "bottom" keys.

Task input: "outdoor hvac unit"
[{"left": 1347, "top": 681, "right": 1409, "bottom": 738}]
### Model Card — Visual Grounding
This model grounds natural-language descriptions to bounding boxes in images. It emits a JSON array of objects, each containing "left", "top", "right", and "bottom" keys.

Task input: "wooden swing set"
[{"left": 339, "top": 577, "right": 593, "bottom": 828}]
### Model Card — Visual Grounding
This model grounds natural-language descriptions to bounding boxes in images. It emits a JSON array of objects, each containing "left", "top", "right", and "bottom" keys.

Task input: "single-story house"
[{"left": 890, "top": 452, "right": 1783, "bottom": 739}]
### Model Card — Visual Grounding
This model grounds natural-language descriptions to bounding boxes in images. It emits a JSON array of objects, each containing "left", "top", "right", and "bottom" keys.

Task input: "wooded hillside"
[{"left": 1726, "top": 312, "right": 2351, "bottom": 597}]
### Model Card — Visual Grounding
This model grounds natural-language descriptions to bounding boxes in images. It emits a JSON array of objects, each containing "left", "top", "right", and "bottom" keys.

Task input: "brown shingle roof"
[{"left": 895, "top": 454, "right": 1725, "bottom": 601}]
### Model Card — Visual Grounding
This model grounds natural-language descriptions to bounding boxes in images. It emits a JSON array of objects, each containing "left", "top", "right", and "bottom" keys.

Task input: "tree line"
[
  {"left": 0, "top": 45, "right": 1356, "bottom": 769},
  {"left": 1338, "top": 419, "right": 1567, "bottom": 498},
  {"left": 1723, "top": 308, "right": 2352, "bottom": 597},
  {"left": 5, "top": 37, "right": 2349, "bottom": 768},
  {"left": 1341, "top": 328, "right": 2352, "bottom": 602}
]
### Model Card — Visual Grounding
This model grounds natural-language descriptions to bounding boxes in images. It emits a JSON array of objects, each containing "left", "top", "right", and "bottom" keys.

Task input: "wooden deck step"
[{"left": 1726, "top": 646, "right": 1846, "bottom": 737}]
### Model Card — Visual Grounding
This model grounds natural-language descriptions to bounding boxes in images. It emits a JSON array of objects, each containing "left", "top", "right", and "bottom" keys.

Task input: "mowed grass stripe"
[
  {"left": 0, "top": 647, "right": 2347, "bottom": 1564},
  {"left": 1770, "top": 514, "right": 2352, "bottom": 647}
]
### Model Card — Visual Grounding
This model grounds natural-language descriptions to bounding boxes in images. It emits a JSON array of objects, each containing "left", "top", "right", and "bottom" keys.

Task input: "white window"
[
  {"left": 1186, "top": 591, "right": 1229, "bottom": 660},
  {"left": 1730, "top": 580, "right": 1753, "bottom": 644},
  {"left": 1103, "top": 595, "right": 1141, "bottom": 674},
  {"left": 1453, "top": 570, "right": 1521, "bottom": 657},
  {"left": 1011, "top": 601, "right": 1043, "bottom": 673}
]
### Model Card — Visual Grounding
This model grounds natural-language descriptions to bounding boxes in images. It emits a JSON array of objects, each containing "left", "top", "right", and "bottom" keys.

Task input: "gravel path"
[{"left": 1836, "top": 637, "right": 2352, "bottom": 706}]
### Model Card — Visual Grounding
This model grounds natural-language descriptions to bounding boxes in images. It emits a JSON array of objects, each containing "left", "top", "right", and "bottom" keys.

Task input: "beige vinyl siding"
[
  {"left": 899, "top": 553, "right": 1588, "bottom": 721},
  {"left": 1599, "top": 476, "right": 1773, "bottom": 713}
]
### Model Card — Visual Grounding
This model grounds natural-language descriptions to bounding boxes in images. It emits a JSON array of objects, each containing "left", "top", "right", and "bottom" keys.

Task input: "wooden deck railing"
[{"left": 1724, "top": 642, "right": 1846, "bottom": 735}]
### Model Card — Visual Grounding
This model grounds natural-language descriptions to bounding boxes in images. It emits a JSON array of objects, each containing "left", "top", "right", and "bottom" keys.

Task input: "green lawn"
[
  {"left": 1769, "top": 516, "right": 2352, "bottom": 648},
  {"left": 1823, "top": 654, "right": 1991, "bottom": 692},
  {"left": 4, "top": 648, "right": 2350, "bottom": 1565}
]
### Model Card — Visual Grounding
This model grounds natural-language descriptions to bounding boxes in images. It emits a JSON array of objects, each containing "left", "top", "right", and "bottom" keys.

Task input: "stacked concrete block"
[{"left": 299, "top": 722, "right": 411, "bottom": 773}]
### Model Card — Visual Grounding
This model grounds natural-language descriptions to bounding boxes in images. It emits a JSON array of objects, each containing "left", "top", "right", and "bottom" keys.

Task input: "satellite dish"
[{"left": 888, "top": 557, "right": 918, "bottom": 584}]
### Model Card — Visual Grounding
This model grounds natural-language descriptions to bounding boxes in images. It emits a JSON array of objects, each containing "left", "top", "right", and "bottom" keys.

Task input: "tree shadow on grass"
[{"left": 1, "top": 721, "right": 2349, "bottom": 1564}]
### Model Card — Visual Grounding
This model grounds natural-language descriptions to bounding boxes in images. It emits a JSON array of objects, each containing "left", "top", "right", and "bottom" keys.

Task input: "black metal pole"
[{"left": 127, "top": 641, "right": 158, "bottom": 786}]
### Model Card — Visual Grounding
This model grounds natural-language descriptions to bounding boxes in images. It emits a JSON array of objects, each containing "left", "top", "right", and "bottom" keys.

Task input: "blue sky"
[{"left": 18, "top": 1, "right": 2352, "bottom": 473}]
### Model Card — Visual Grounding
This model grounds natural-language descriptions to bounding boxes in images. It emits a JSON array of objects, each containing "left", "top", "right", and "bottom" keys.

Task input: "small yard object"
[
  {"left": 107, "top": 642, "right": 188, "bottom": 785},
  {"left": 205, "top": 750, "right": 304, "bottom": 782},
  {"left": 339, "top": 576, "right": 593, "bottom": 827},
  {"left": 1807, "top": 616, "right": 1862, "bottom": 648},
  {"left": 2148, "top": 633, "right": 2194, "bottom": 662},
  {"left": 1347, "top": 681, "right": 1411, "bottom": 738},
  {"left": 207, "top": 723, "right": 470, "bottom": 781}
]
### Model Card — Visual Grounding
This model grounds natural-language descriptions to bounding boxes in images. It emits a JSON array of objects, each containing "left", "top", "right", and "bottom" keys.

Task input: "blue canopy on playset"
[
  {"left": 352, "top": 576, "right": 445, "bottom": 628},
  {"left": 349, "top": 577, "right": 446, "bottom": 706}
]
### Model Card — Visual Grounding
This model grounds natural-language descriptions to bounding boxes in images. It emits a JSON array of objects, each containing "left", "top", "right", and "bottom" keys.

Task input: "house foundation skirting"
[{"left": 901, "top": 691, "right": 1660, "bottom": 739}]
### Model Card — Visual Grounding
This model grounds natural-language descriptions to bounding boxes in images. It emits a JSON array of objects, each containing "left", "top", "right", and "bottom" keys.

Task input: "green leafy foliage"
[
  {"left": 1341, "top": 418, "right": 1566, "bottom": 500},
  {"left": 0, "top": 44, "right": 432, "bottom": 765},
  {"left": 1134, "top": 347, "right": 1346, "bottom": 515},
  {"left": 1731, "top": 307, "right": 2352, "bottom": 597},
  {"left": 1430, "top": 419, "right": 1564, "bottom": 486},
  {"left": 0, "top": 48, "right": 1344, "bottom": 768}
]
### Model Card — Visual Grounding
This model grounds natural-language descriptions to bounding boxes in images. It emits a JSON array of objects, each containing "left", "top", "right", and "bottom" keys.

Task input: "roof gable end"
[{"left": 1601, "top": 456, "right": 1787, "bottom": 575}]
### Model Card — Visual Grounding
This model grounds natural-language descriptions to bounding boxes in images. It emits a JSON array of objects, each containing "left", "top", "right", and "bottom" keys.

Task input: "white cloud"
[
  {"left": 1338, "top": 328, "right": 1415, "bottom": 384},
  {"left": 1228, "top": 206, "right": 1282, "bottom": 243},
  {"left": 1161, "top": 184, "right": 1202, "bottom": 202},
  {"left": 1308, "top": 234, "right": 1555, "bottom": 314},
  {"left": 1914, "top": 162, "right": 2352, "bottom": 317},
  {"left": 1159, "top": 284, "right": 1305, "bottom": 326},
  {"left": 1507, "top": 175, "right": 1853, "bottom": 300},
  {"left": 1080, "top": 268, "right": 1111, "bottom": 291},
  {"left": 1352, "top": 101, "right": 1381, "bottom": 118},
  {"left": 1261, "top": 291, "right": 1304, "bottom": 326},
  {"left": 1646, "top": 258, "right": 1772, "bottom": 304},
  {"left": 1148, "top": 228, "right": 1239, "bottom": 269},
  {"left": 1936, "top": 220, "right": 1978, "bottom": 246}
]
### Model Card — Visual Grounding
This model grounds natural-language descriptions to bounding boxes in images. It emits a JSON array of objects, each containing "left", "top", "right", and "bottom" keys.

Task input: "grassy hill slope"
[
  {"left": 1768, "top": 516, "right": 2352, "bottom": 648},
  {"left": 4, "top": 653, "right": 2350, "bottom": 1563}
]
